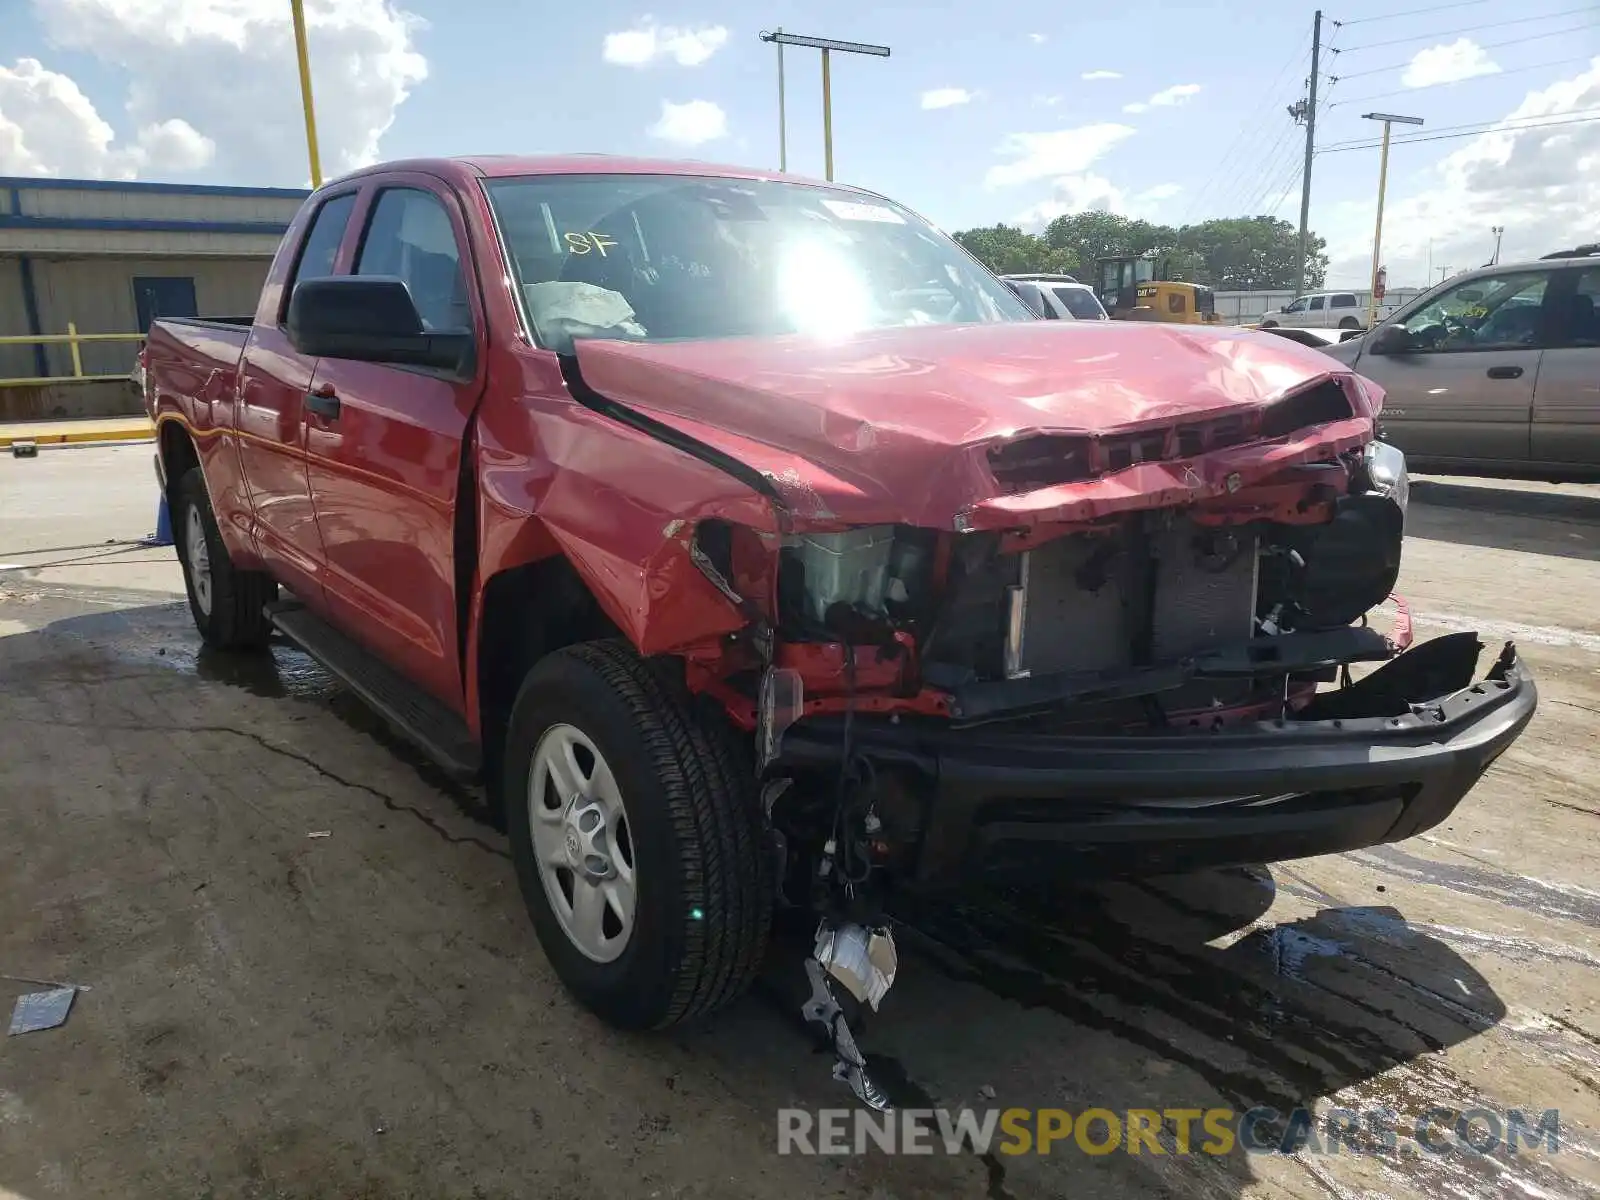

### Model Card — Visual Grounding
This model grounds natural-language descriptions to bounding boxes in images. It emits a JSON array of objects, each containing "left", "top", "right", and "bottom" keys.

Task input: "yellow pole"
[
  {"left": 1368, "top": 120, "right": 1391, "bottom": 330},
  {"left": 66, "top": 322, "right": 83, "bottom": 378},
  {"left": 821, "top": 47, "right": 834, "bottom": 181},
  {"left": 290, "top": 0, "right": 323, "bottom": 188}
]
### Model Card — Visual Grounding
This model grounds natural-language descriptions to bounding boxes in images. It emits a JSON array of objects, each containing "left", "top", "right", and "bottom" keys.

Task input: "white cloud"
[
  {"left": 1323, "top": 58, "right": 1600, "bottom": 285},
  {"left": 1402, "top": 38, "right": 1501, "bottom": 89},
  {"left": 20, "top": 0, "right": 426, "bottom": 186},
  {"left": 1081, "top": 70, "right": 1122, "bottom": 81},
  {"left": 1149, "top": 83, "right": 1202, "bottom": 107},
  {"left": 0, "top": 59, "right": 215, "bottom": 177},
  {"left": 1034, "top": 93, "right": 1063, "bottom": 107},
  {"left": 984, "top": 122, "right": 1135, "bottom": 188},
  {"left": 1120, "top": 83, "right": 1200, "bottom": 116},
  {"left": 647, "top": 98, "right": 727, "bottom": 146},
  {"left": 1028, "top": 33, "right": 1047, "bottom": 44},
  {"left": 604, "top": 18, "right": 728, "bottom": 67},
  {"left": 1015, "top": 178, "right": 1182, "bottom": 227},
  {"left": 921, "top": 87, "right": 975, "bottom": 110}
]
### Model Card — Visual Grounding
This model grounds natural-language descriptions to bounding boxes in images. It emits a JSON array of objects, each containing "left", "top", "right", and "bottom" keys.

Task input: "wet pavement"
[{"left": 1, "top": 446, "right": 1598, "bottom": 1199}]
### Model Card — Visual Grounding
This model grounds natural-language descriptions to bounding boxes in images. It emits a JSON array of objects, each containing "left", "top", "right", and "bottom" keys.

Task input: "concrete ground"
[{"left": 1, "top": 442, "right": 1597, "bottom": 1200}]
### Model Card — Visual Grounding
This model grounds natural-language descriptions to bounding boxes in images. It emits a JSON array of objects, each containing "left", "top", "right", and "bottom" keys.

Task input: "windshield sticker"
[
  {"left": 821, "top": 199, "right": 906, "bottom": 225},
  {"left": 564, "top": 231, "right": 619, "bottom": 256}
]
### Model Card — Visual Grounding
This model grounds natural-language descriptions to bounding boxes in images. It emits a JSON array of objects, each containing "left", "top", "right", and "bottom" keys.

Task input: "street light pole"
[
  {"left": 774, "top": 27, "right": 787, "bottom": 171},
  {"left": 1361, "top": 111, "right": 1423, "bottom": 328},
  {"left": 1491, "top": 225, "right": 1505, "bottom": 266},
  {"left": 290, "top": 0, "right": 323, "bottom": 188},
  {"left": 758, "top": 31, "right": 891, "bottom": 181}
]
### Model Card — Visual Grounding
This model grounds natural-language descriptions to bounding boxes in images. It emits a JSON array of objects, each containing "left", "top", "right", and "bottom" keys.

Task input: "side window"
[
  {"left": 355, "top": 188, "right": 471, "bottom": 332},
  {"left": 288, "top": 194, "right": 356, "bottom": 290},
  {"left": 1400, "top": 271, "right": 1549, "bottom": 352},
  {"left": 1285, "top": 298, "right": 1306, "bottom": 313},
  {"left": 1308, "top": 295, "right": 1325, "bottom": 311},
  {"left": 1558, "top": 268, "right": 1600, "bottom": 348},
  {"left": 1167, "top": 291, "right": 1186, "bottom": 314},
  {"left": 1331, "top": 294, "right": 1356, "bottom": 308}
]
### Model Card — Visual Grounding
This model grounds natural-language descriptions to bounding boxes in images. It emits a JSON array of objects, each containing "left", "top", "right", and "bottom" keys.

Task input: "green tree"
[
  {"left": 1174, "top": 217, "right": 1327, "bottom": 290},
  {"left": 1042, "top": 211, "right": 1175, "bottom": 280},
  {"left": 951, "top": 224, "right": 1069, "bottom": 276}
]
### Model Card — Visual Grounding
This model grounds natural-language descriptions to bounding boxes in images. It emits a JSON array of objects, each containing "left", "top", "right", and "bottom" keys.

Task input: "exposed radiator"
[{"left": 1013, "top": 519, "right": 1259, "bottom": 678}]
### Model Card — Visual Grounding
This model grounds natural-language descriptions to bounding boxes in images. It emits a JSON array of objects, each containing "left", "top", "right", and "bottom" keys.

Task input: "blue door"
[{"left": 132, "top": 276, "right": 197, "bottom": 332}]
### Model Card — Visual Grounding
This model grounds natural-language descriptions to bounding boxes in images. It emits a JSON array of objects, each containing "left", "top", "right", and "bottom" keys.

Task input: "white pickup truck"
[{"left": 1259, "top": 291, "right": 1398, "bottom": 331}]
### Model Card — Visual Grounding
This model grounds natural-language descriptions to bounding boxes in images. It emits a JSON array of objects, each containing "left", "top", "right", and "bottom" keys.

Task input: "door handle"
[
  {"left": 305, "top": 384, "right": 340, "bottom": 419},
  {"left": 1486, "top": 365, "right": 1524, "bottom": 380}
]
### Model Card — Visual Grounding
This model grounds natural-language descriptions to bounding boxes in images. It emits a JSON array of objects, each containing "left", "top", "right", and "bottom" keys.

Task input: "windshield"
[{"left": 484, "top": 174, "right": 1031, "bottom": 352}]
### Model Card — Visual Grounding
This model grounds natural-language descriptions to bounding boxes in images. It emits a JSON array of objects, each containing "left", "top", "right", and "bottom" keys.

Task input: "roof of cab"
[{"left": 321, "top": 154, "right": 861, "bottom": 195}]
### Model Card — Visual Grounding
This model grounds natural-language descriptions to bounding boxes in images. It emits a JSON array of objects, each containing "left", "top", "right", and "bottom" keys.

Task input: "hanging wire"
[
  {"left": 1333, "top": 6, "right": 1597, "bottom": 53},
  {"left": 1329, "top": 55, "right": 1598, "bottom": 106},
  {"left": 1333, "top": 0, "right": 1492, "bottom": 27},
  {"left": 1317, "top": 111, "right": 1600, "bottom": 153},
  {"left": 1332, "top": 23, "right": 1599, "bottom": 80},
  {"left": 1177, "top": 31, "right": 1316, "bottom": 225}
]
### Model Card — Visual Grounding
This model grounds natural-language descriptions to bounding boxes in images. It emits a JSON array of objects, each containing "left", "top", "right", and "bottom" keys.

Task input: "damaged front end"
[{"left": 576, "top": 353, "right": 1536, "bottom": 1107}]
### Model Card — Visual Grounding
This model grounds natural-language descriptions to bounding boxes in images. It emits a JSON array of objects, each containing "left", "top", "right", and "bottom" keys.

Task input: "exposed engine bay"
[{"left": 688, "top": 427, "right": 1416, "bottom": 1106}]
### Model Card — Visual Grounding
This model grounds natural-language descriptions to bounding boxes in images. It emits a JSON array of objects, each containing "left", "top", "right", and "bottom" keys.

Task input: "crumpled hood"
[{"left": 571, "top": 321, "right": 1376, "bottom": 528}]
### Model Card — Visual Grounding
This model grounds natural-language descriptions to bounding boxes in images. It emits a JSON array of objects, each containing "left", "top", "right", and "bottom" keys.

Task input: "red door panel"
[{"left": 305, "top": 362, "right": 474, "bottom": 705}]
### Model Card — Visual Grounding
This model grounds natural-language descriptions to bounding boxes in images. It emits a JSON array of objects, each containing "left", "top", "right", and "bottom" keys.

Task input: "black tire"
[
  {"left": 1260, "top": 319, "right": 1278, "bottom": 328},
  {"left": 1339, "top": 316, "right": 1361, "bottom": 330},
  {"left": 504, "top": 640, "right": 770, "bottom": 1029},
  {"left": 174, "top": 467, "right": 277, "bottom": 651}
]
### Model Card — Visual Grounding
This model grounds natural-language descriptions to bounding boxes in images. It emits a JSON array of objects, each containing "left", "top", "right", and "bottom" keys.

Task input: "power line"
[
  {"left": 1332, "top": 6, "right": 1596, "bottom": 54},
  {"left": 1333, "top": 0, "right": 1492, "bottom": 27},
  {"left": 1318, "top": 104, "right": 1600, "bottom": 148},
  {"left": 1177, "top": 32, "right": 1315, "bottom": 224},
  {"left": 1329, "top": 55, "right": 1598, "bottom": 106},
  {"left": 1316, "top": 112, "right": 1600, "bottom": 153},
  {"left": 1332, "top": 23, "right": 1599, "bottom": 80}
]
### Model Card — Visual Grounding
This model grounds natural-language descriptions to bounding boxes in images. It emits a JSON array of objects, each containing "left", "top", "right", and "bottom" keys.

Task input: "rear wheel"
[
  {"left": 1339, "top": 316, "right": 1362, "bottom": 330},
  {"left": 174, "top": 468, "right": 276, "bottom": 650},
  {"left": 505, "top": 640, "right": 770, "bottom": 1029}
]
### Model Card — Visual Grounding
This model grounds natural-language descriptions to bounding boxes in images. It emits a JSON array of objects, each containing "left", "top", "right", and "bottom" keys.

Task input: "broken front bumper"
[{"left": 776, "top": 639, "right": 1536, "bottom": 885}]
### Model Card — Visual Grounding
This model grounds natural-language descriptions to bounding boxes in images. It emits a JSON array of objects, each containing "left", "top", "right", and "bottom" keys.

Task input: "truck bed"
[{"left": 144, "top": 317, "right": 253, "bottom": 424}]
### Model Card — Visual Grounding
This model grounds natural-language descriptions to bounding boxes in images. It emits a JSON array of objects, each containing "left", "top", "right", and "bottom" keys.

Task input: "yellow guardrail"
[{"left": 0, "top": 323, "right": 144, "bottom": 387}]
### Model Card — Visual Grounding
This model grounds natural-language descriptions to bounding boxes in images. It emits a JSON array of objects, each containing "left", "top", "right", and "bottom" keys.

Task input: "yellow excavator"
[{"left": 1095, "top": 255, "right": 1221, "bottom": 325}]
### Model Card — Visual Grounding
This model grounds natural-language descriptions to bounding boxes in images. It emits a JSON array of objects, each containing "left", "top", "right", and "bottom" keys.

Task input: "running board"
[{"left": 267, "top": 600, "right": 481, "bottom": 780}]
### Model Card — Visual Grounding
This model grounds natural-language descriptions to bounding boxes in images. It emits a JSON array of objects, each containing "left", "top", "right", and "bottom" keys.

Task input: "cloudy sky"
[{"left": 1, "top": 0, "right": 1596, "bottom": 287}]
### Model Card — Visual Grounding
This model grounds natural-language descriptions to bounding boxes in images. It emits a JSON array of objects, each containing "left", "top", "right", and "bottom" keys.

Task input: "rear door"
[
  {"left": 1353, "top": 269, "right": 1550, "bottom": 466},
  {"left": 304, "top": 176, "right": 486, "bottom": 708},
  {"left": 1531, "top": 266, "right": 1600, "bottom": 470},
  {"left": 234, "top": 188, "right": 358, "bottom": 607}
]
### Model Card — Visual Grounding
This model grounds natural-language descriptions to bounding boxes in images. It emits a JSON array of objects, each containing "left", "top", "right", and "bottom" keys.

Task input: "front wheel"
[
  {"left": 504, "top": 640, "right": 771, "bottom": 1029},
  {"left": 1259, "top": 319, "right": 1279, "bottom": 328},
  {"left": 174, "top": 468, "right": 276, "bottom": 650}
]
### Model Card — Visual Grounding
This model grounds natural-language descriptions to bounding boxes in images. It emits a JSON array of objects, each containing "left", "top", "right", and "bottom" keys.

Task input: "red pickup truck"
[{"left": 143, "top": 155, "right": 1534, "bottom": 1055}]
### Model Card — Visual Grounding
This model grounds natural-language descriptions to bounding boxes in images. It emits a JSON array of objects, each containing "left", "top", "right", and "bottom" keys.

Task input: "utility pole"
[
  {"left": 290, "top": 0, "right": 323, "bottom": 188},
  {"left": 1292, "top": 10, "right": 1322, "bottom": 298}
]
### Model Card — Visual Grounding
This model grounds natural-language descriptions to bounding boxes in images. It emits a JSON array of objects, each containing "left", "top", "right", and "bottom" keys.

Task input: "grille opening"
[
  {"left": 987, "top": 435, "right": 1092, "bottom": 493},
  {"left": 1260, "top": 380, "right": 1353, "bottom": 439}
]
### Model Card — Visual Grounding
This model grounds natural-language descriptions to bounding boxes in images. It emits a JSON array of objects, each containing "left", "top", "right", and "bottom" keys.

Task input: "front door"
[
  {"left": 1355, "top": 269, "right": 1551, "bottom": 467},
  {"left": 1531, "top": 266, "right": 1600, "bottom": 470},
  {"left": 304, "top": 178, "right": 486, "bottom": 709},
  {"left": 133, "top": 276, "right": 197, "bottom": 332}
]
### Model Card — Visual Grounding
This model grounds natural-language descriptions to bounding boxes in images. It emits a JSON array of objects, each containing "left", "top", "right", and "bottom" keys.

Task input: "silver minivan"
[{"left": 1321, "top": 249, "right": 1600, "bottom": 480}]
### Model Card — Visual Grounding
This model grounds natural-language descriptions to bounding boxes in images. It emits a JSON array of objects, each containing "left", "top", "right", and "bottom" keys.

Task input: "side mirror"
[
  {"left": 1366, "top": 323, "right": 1414, "bottom": 356},
  {"left": 286, "top": 276, "right": 472, "bottom": 372}
]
